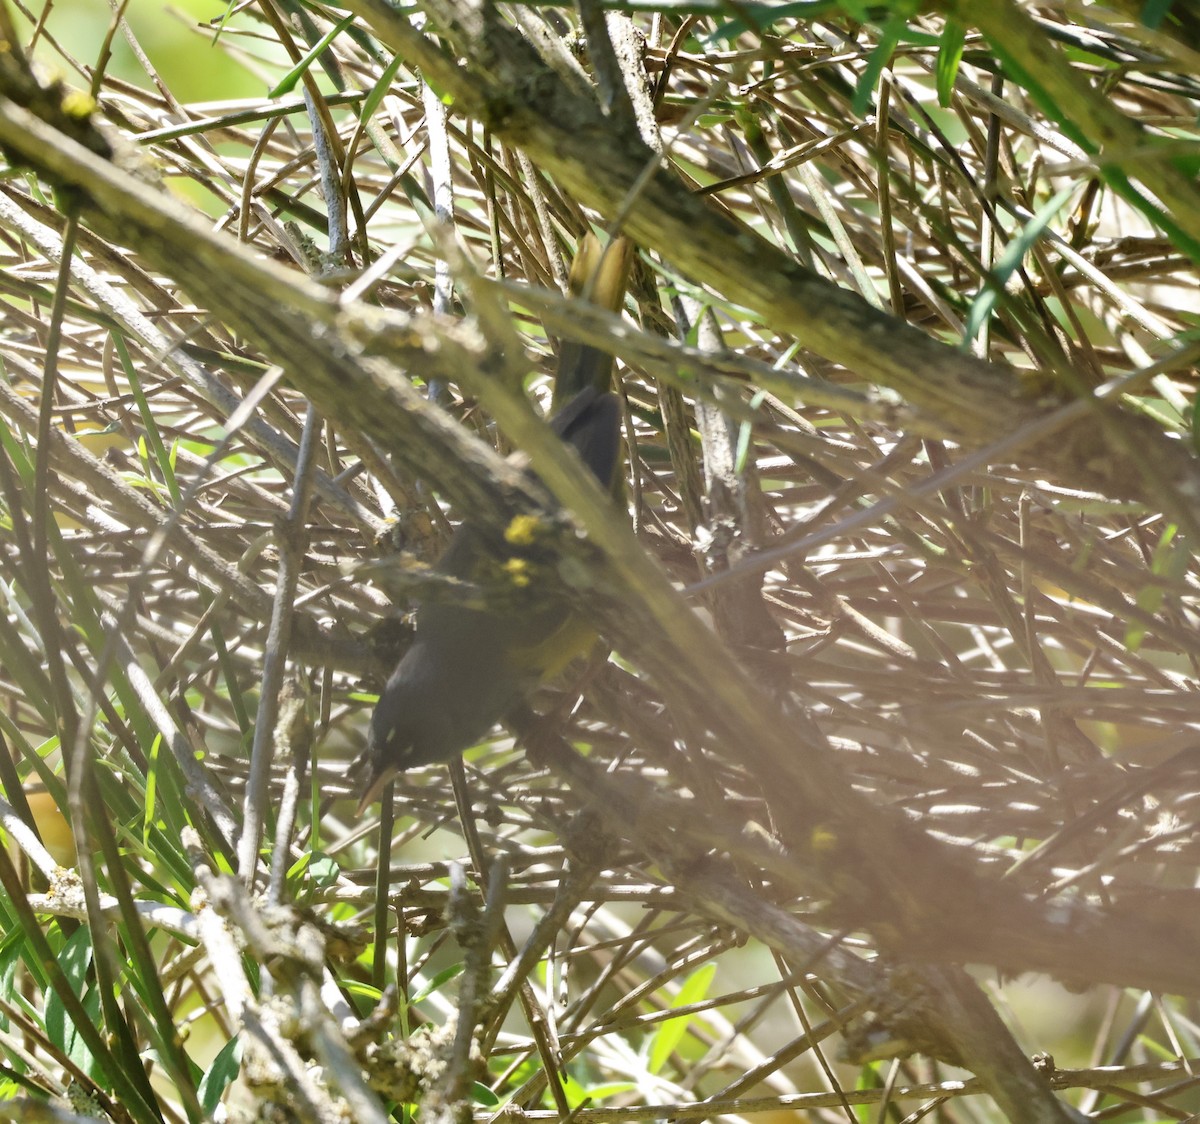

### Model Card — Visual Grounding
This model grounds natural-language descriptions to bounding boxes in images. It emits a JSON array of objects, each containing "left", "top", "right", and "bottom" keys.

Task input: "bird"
[{"left": 355, "top": 235, "right": 633, "bottom": 813}]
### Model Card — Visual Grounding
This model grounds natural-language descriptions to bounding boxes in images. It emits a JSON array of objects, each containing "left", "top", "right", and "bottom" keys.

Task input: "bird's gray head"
[
  {"left": 354, "top": 656, "right": 476, "bottom": 814},
  {"left": 354, "top": 733, "right": 400, "bottom": 817},
  {"left": 355, "top": 589, "right": 533, "bottom": 815}
]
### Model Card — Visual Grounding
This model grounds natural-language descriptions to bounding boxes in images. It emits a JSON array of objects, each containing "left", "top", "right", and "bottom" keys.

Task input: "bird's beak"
[{"left": 354, "top": 763, "right": 397, "bottom": 817}]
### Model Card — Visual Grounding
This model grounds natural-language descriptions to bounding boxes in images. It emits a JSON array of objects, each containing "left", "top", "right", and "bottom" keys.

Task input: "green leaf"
[
  {"left": 936, "top": 20, "right": 966, "bottom": 107},
  {"left": 648, "top": 961, "right": 716, "bottom": 1074},
  {"left": 1139, "top": 0, "right": 1172, "bottom": 29},
  {"left": 43, "top": 927, "right": 100, "bottom": 1080},
  {"left": 707, "top": 2, "right": 831, "bottom": 45},
  {"left": 308, "top": 852, "right": 341, "bottom": 885},
  {"left": 360, "top": 53, "right": 404, "bottom": 124},
  {"left": 578, "top": 1081, "right": 637, "bottom": 1102},
  {"left": 853, "top": 14, "right": 905, "bottom": 117},
  {"left": 963, "top": 186, "right": 1075, "bottom": 346},
  {"left": 143, "top": 733, "right": 161, "bottom": 852},
  {"left": 198, "top": 1035, "right": 242, "bottom": 1115},
  {"left": 288, "top": 850, "right": 341, "bottom": 899},
  {"left": 471, "top": 1082, "right": 501, "bottom": 1107},
  {"left": 1125, "top": 525, "right": 1187, "bottom": 651},
  {"left": 561, "top": 1071, "right": 590, "bottom": 1111},
  {"left": 735, "top": 391, "right": 768, "bottom": 474},
  {"left": 411, "top": 962, "right": 464, "bottom": 1003},
  {"left": 838, "top": 0, "right": 873, "bottom": 20},
  {"left": 115, "top": 333, "right": 182, "bottom": 507},
  {"left": 270, "top": 15, "right": 356, "bottom": 98}
]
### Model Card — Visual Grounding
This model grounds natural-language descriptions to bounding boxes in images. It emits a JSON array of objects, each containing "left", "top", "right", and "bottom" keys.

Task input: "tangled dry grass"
[{"left": 0, "top": 0, "right": 1198, "bottom": 1120}]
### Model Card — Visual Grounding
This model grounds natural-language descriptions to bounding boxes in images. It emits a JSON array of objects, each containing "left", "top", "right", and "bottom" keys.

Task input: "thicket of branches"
[{"left": 0, "top": 0, "right": 1198, "bottom": 1121}]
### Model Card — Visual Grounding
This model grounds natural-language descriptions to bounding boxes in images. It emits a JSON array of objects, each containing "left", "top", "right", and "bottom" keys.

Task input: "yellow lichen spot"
[
  {"left": 505, "top": 513, "right": 542, "bottom": 546},
  {"left": 61, "top": 90, "right": 96, "bottom": 118},
  {"left": 503, "top": 558, "right": 531, "bottom": 587},
  {"left": 810, "top": 825, "right": 837, "bottom": 853}
]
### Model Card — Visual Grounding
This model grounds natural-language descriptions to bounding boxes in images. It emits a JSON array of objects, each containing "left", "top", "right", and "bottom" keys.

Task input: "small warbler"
[{"left": 355, "top": 235, "right": 633, "bottom": 811}]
